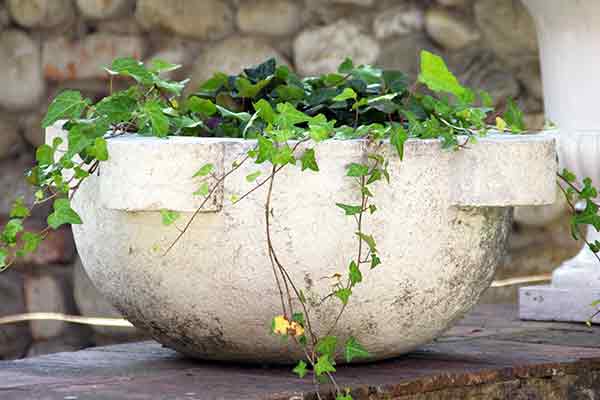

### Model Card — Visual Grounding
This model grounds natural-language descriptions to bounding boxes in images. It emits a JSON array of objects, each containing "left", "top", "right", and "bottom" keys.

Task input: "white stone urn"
[
  {"left": 48, "top": 124, "right": 556, "bottom": 363},
  {"left": 519, "top": 0, "right": 600, "bottom": 322}
]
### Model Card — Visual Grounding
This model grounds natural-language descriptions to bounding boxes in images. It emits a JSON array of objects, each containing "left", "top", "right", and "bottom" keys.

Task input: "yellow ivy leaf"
[
  {"left": 496, "top": 116, "right": 507, "bottom": 132},
  {"left": 273, "top": 315, "right": 291, "bottom": 335},
  {"left": 272, "top": 315, "right": 304, "bottom": 337}
]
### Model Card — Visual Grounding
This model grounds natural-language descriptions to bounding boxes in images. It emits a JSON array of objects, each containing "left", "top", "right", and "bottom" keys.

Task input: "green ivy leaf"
[
  {"left": 356, "top": 232, "right": 377, "bottom": 253},
  {"left": 187, "top": 97, "right": 217, "bottom": 116},
  {"left": 272, "top": 146, "right": 296, "bottom": 166},
  {"left": 193, "top": 182, "right": 209, "bottom": 197},
  {"left": 274, "top": 85, "right": 305, "bottom": 102},
  {"left": 246, "top": 171, "right": 262, "bottom": 182},
  {"left": 275, "top": 103, "right": 312, "bottom": 129},
  {"left": 0, "top": 248, "right": 7, "bottom": 270},
  {"left": 335, "top": 287, "right": 352, "bottom": 305},
  {"left": 333, "top": 88, "right": 358, "bottom": 102},
  {"left": 216, "top": 105, "right": 252, "bottom": 123},
  {"left": 42, "top": 91, "right": 89, "bottom": 128},
  {"left": 300, "top": 149, "right": 319, "bottom": 172},
  {"left": 344, "top": 337, "right": 370, "bottom": 362},
  {"left": 349, "top": 260, "right": 362, "bottom": 286},
  {"left": 315, "top": 336, "right": 338, "bottom": 359},
  {"left": 292, "top": 312, "right": 305, "bottom": 326},
  {"left": 336, "top": 203, "right": 363, "bottom": 216},
  {"left": 235, "top": 77, "right": 271, "bottom": 98},
  {"left": 2, "top": 219, "right": 23, "bottom": 245},
  {"left": 253, "top": 99, "right": 275, "bottom": 124},
  {"left": 418, "top": 50, "right": 467, "bottom": 101},
  {"left": 106, "top": 57, "right": 154, "bottom": 85},
  {"left": 21, "top": 232, "right": 42, "bottom": 254},
  {"left": 338, "top": 58, "right": 354, "bottom": 74},
  {"left": 390, "top": 124, "right": 408, "bottom": 160},
  {"left": 47, "top": 199, "right": 82, "bottom": 229},
  {"left": 503, "top": 98, "right": 525, "bottom": 133},
  {"left": 36, "top": 145, "right": 54, "bottom": 166},
  {"left": 292, "top": 360, "right": 308, "bottom": 378},
  {"left": 193, "top": 163, "right": 214, "bottom": 178},
  {"left": 243, "top": 58, "right": 276, "bottom": 82},
  {"left": 154, "top": 78, "right": 188, "bottom": 95},
  {"left": 148, "top": 59, "right": 181, "bottom": 74},
  {"left": 371, "top": 254, "right": 381, "bottom": 269},
  {"left": 562, "top": 169, "right": 577, "bottom": 183},
  {"left": 382, "top": 70, "right": 408, "bottom": 93},
  {"left": 160, "top": 210, "right": 180, "bottom": 226},
  {"left": 89, "top": 137, "right": 109, "bottom": 161},
  {"left": 346, "top": 163, "right": 369, "bottom": 177},
  {"left": 308, "top": 114, "right": 335, "bottom": 142},
  {"left": 256, "top": 136, "right": 276, "bottom": 164},
  {"left": 314, "top": 355, "right": 336, "bottom": 377},
  {"left": 10, "top": 197, "right": 30, "bottom": 219},
  {"left": 143, "top": 101, "right": 169, "bottom": 137},
  {"left": 198, "top": 72, "right": 228, "bottom": 94},
  {"left": 95, "top": 91, "right": 137, "bottom": 123}
]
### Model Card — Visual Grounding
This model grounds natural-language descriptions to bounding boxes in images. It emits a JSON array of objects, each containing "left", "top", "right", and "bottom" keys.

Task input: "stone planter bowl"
[{"left": 47, "top": 124, "right": 556, "bottom": 363}]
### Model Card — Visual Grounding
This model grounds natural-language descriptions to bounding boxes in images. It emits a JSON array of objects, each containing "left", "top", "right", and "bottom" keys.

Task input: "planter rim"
[
  {"left": 101, "top": 131, "right": 555, "bottom": 146},
  {"left": 46, "top": 123, "right": 557, "bottom": 212}
]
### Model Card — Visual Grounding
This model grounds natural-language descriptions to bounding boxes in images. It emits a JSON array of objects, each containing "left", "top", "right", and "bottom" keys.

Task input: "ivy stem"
[{"left": 164, "top": 152, "right": 253, "bottom": 255}]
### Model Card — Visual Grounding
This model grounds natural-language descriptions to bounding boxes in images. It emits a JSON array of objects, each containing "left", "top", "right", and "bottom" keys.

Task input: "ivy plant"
[{"left": 0, "top": 50, "right": 593, "bottom": 399}]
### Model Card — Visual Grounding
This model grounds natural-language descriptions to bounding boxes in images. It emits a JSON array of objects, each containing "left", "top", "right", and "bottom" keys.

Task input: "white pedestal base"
[{"left": 519, "top": 285, "right": 600, "bottom": 323}]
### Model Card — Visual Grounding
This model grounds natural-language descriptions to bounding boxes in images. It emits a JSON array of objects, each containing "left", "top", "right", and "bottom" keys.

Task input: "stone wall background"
[{"left": 0, "top": 0, "right": 579, "bottom": 359}]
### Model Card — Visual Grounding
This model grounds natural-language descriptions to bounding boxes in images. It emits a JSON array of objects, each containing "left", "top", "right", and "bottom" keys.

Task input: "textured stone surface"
[
  {"left": 73, "top": 258, "right": 139, "bottom": 339},
  {"left": 76, "top": 0, "right": 133, "bottom": 20},
  {"left": 237, "top": 0, "right": 302, "bottom": 36},
  {"left": 378, "top": 33, "right": 438, "bottom": 79},
  {"left": 373, "top": 4, "right": 424, "bottom": 40},
  {"left": 50, "top": 121, "right": 557, "bottom": 363},
  {"left": 294, "top": 20, "right": 379, "bottom": 76},
  {"left": 446, "top": 48, "right": 520, "bottom": 105},
  {"left": 24, "top": 272, "right": 70, "bottom": 340},
  {"left": 7, "top": 0, "right": 73, "bottom": 28},
  {"left": 474, "top": 0, "right": 538, "bottom": 67},
  {"left": 0, "top": 30, "right": 45, "bottom": 110},
  {"left": 0, "top": 155, "right": 36, "bottom": 216},
  {"left": 135, "top": 0, "right": 234, "bottom": 40},
  {"left": 425, "top": 7, "right": 480, "bottom": 50},
  {"left": 520, "top": 285, "right": 600, "bottom": 323},
  {"left": 0, "top": 115, "right": 23, "bottom": 161},
  {"left": 330, "top": 0, "right": 373, "bottom": 5},
  {"left": 0, "top": 269, "right": 31, "bottom": 360},
  {"left": 189, "top": 36, "right": 289, "bottom": 91},
  {"left": 42, "top": 33, "right": 145, "bottom": 81},
  {"left": 517, "top": 62, "right": 543, "bottom": 100}
]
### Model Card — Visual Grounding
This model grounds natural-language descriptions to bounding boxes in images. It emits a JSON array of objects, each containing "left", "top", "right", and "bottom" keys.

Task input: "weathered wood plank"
[{"left": 1, "top": 305, "right": 600, "bottom": 399}]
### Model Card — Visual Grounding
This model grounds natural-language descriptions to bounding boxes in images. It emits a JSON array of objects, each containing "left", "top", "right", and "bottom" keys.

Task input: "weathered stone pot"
[{"left": 47, "top": 124, "right": 556, "bottom": 363}]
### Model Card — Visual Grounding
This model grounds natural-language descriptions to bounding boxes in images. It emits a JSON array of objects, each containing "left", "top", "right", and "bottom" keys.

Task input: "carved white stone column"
[{"left": 520, "top": 0, "right": 600, "bottom": 322}]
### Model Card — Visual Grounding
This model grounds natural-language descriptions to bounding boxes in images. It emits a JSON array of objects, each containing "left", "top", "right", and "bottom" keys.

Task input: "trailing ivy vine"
[{"left": 0, "top": 50, "right": 594, "bottom": 398}]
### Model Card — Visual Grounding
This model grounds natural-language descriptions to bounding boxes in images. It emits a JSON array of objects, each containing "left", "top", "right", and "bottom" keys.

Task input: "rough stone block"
[
  {"left": 7, "top": 0, "right": 73, "bottom": 29},
  {"left": 520, "top": 285, "right": 600, "bottom": 323},
  {"left": 135, "top": 0, "right": 234, "bottom": 40},
  {"left": 0, "top": 30, "right": 45, "bottom": 110},
  {"left": 42, "top": 33, "right": 145, "bottom": 81},
  {"left": 294, "top": 20, "right": 379, "bottom": 76},
  {"left": 0, "top": 269, "right": 31, "bottom": 359},
  {"left": 237, "top": 0, "right": 303, "bottom": 36}
]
